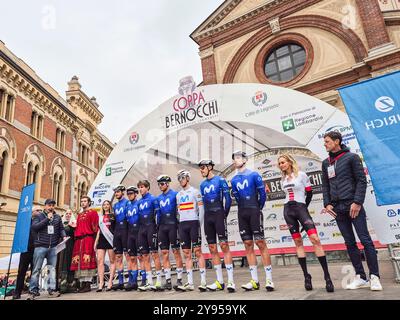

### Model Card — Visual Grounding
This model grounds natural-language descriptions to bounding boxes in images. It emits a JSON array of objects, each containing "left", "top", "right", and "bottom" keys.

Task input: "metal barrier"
[{"left": 388, "top": 244, "right": 400, "bottom": 283}]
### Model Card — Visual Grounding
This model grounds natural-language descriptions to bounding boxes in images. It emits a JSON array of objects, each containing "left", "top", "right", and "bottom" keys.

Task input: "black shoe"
[
  {"left": 96, "top": 285, "right": 104, "bottom": 293},
  {"left": 32, "top": 290, "right": 40, "bottom": 297},
  {"left": 12, "top": 293, "right": 21, "bottom": 300},
  {"left": 112, "top": 283, "right": 124, "bottom": 291},
  {"left": 164, "top": 279, "right": 172, "bottom": 291},
  {"left": 173, "top": 279, "right": 183, "bottom": 291},
  {"left": 131, "top": 282, "right": 138, "bottom": 291},
  {"left": 48, "top": 289, "right": 61, "bottom": 297},
  {"left": 325, "top": 278, "right": 334, "bottom": 293},
  {"left": 124, "top": 282, "right": 133, "bottom": 291},
  {"left": 27, "top": 293, "right": 36, "bottom": 300},
  {"left": 304, "top": 274, "right": 313, "bottom": 291},
  {"left": 78, "top": 282, "right": 91, "bottom": 293}
]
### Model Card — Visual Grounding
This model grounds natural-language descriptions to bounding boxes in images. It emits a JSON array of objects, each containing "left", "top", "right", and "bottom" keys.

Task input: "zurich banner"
[
  {"left": 11, "top": 184, "right": 35, "bottom": 254},
  {"left": 338, "top": 71, "right": 400, "bottom": 206}
]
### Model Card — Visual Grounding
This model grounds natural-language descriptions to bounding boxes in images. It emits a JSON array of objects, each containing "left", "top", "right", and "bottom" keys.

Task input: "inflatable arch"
[{"left": 89, "top": 83, "right": 389, "bottom": 255}]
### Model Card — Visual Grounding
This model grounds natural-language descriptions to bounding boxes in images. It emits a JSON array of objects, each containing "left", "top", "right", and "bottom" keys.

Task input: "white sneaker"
[
  {"left": 241, "top": 279, "right": 260, "bottom": 291},
  {"left": 346, "top": 275, "right": 370, "bottom": 290},
  {"left": 151, "top": 281, "right": 163, "bottom": 292},
  {"left": 206, "top": 281, "right": 224, "bottom": 291},
  {"left": 265, "top": 279, "right": 275, "bottom": 292},
  {"left": 198, "top": 281, "right": 207, "bottom": 292},
  {"left": 227, "top": 281, "right": 236, "bottom": 293},
  {"left": 177, "top": 283, "right": 194, "bottom": 291},
  {"left": 138, "top": 283, "right": 152, "bottom": 291},
  {"left": 370, "top": 275, "right": 383, "bottom": 291}
]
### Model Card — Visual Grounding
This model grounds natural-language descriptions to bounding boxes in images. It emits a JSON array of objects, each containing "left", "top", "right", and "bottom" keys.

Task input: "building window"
[
  {"left": 52, "top": 172, "right": 63, "bottom": 206},
  {"left": 0, "top": 151, "right": 6, "bottom": 193},
  {"left": 264, "top": 43, "right": 306, "bottom": 82},
  {"left": 255, "top": 34, "right": 313, "bottom": 86},
  {"left": 31, "top": 112, "right": 44, "bottom": 139},
  {"left": 26, "top": 161, "right": 40, "bottom": 186},
  {"left": 0, "top": 91, "right": 15, "bottom": 122},
  {"left": 56, "top": 128, "right": 66, "bottom": 152},
  {"left": 98, "top": 156, "right": 104, "bottom": 171},
  {"left": 78, "top": 143, "right": 89, "bottom": 166},
  {"left": 77, "top": 181, "right": 89, "bottom": 209}
]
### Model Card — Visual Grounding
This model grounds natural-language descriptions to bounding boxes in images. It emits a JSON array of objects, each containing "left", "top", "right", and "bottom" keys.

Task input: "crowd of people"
[{"left": 11, "top": 131, "right": 383, "bottom": 300}]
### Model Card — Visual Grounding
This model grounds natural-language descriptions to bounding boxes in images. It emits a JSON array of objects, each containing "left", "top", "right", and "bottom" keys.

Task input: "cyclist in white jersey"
[
  {"left": 175, "top": 170, "right": 208, "bottom": 292},
  {"left": 278, "top": 154, "right": 334, "bottom": 293}
]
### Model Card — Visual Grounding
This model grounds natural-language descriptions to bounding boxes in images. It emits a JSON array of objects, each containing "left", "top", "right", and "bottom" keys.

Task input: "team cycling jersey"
[
  {"left": 231, "top": 169, "right": 266, "bottom": 210},
  {"left": 176, "top": 186, "right": 204, "bottom": 223},
  {"left": 126, "top": 199, "right": 140, "bottom": 228},
  {"left": 281, "top": 171, "right": 312, "bottom": 204},
  {"left": 113, "top": 198, "right": 129, "bottom": 225},
  {"left": 137, "top": 192, "right": 159, "bottom": 225},
  {"left": 200, "top": 176, "right": 232, "bottom": 213},
  {"left": 157, "top": 189, "right": 178, "bottom": 225}
]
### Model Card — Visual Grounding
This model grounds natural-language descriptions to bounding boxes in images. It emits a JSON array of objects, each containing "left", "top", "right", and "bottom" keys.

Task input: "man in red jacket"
[{"left": 71, "top": 196, "right": 99, "bottom": 293}]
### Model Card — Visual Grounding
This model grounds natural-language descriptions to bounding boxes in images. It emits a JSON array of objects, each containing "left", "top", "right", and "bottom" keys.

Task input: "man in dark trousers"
[
  {"left": 321, "top": 131, "right": 383, "bottom": 291},
  {"left": 27, "top": 199, "right": 67, "bottom": 300},
  {"left": 12, "top": 207, "right": 42, "bottom": 299}
]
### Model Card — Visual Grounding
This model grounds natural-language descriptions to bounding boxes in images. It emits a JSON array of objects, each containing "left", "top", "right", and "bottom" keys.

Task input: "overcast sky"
[{"left": 0, "top": 0, "right": 222, "bottom": 143}]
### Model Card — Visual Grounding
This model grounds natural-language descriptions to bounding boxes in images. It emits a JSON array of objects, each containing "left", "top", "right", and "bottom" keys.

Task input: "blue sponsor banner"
[
  {"left": 11, "top": 184, "right": 35, "bottom": 254},
  {"left": 338, "top": 70, "right": 400, "bottom": 206}
]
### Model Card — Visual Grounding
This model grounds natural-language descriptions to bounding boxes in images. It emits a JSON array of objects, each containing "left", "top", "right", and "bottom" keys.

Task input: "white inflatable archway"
[{"left": 89, "top": 83, "right": 397, "bottom": 255}]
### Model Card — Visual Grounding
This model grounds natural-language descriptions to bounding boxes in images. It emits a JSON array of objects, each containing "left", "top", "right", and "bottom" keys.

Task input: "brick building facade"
[
  {"left": 0, "top": 41, "right": 114, "bottom": 256},
  {"left": 191, "top": 0, "right": 400, "bottom": 110}
]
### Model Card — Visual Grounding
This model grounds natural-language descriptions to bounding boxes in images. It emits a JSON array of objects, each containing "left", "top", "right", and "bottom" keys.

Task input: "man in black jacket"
[
  {"left": 321, "top": 131, "right": 382, "bottom": 291},
  {"left": 27, "top": 199, "right": 67, "bottom": 300},
  {"left": 12, "top": 207, "right": 41, "bottom": 300}
]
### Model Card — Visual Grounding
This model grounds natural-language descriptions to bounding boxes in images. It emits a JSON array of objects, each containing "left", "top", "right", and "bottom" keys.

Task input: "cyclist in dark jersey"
[
  {"left": 198, "top": 160, "right": 235, "bottom": 292},
  {"left": 136, "top": 180, "right": 163, "bottom": 292},
  {"left": 230, "top": 151, "right": 274, "bottom": 292},
  {"left": 278, "top": 154, "right": 334, "bottom": 293},
  {"left": 156, "top": 175, "right": 184, "bottom": 290},
  {"left": 112, "top": 185, "right": 129, "bottom": 290},
  {"left": 125, "top": 186, "right": 140, "bottom": 291}
]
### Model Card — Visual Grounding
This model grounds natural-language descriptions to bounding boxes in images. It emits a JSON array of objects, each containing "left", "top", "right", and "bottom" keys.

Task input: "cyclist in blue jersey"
[
  {"left": 111, "top": 185, "right": 129, "bottom": 291},
  {"left": 156, "top": 175, "right": 184, "bottom": 291},
  {"left": 198, "top": 160, "right": 236, "bottom": 293},
  {"left": 230, "top": 151, "right": 274, "bottom": 292},
  {"left": 136, "top": 180, "right": 163, "bottom": 292},
  {"left": 124, "top": 186, "right": 140, "bottom": 291}
]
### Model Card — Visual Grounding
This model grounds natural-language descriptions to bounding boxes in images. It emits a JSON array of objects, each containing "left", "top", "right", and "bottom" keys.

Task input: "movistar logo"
[
  {"left": 204, "top": 185, "right": 215, "bottom": 194},
  {"left": 139, "top": 202, "right": 149, "bottom": 210},
  {"left": 180, "top": 195, "right": 189, "bottom": 202},
  {"left": 160, "top": 199, "right": 170, "bottom": 207},
  {"left": 115, "top": 207, "right": 124, "bottom": 215},
  {"left": 236, "top": 179, "right": 249, "bottom": 190},
  {"left": 128, "top": 208, "right": 137, "bottom": 216}
]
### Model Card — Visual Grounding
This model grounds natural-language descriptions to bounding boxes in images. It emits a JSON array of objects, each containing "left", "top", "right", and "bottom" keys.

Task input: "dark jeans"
[
  {"left": 334, "top": 201, "right": 380, "bottom": 278},
  {"left": 15, "top": 249, "right": 34, "bottom": 295}
]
